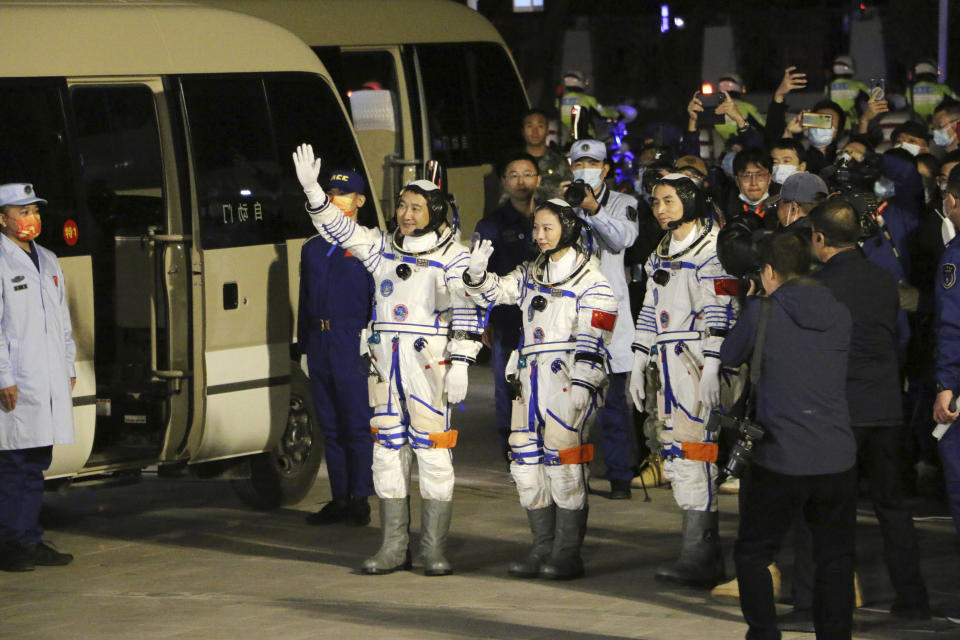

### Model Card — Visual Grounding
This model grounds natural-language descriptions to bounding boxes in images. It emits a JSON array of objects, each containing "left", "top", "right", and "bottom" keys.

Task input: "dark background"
[{"left": 459, "top": 0, "right": 959, "bottom": 127}]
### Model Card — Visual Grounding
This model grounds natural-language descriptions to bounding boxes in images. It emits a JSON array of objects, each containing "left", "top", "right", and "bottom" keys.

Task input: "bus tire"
[{"left": 231, "top": 375, "right": 322, "bottom": 509}]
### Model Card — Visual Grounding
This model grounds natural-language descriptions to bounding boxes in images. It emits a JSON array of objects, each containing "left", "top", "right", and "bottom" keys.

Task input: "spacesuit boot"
[
  {"left": 508, "top": 504, "right": 556, "bottom": 578},
  {"left": 655, "top": 510, "right": 724, "bottom": 588},
  {"left": 540, "top": 506, "right": 588, "bottom": 580},
  {"left": 361, "top": 497, "right": 411, "bottom": 575},
  {"left": 420, "top": 499, "right": 453, "bottom": 576}
]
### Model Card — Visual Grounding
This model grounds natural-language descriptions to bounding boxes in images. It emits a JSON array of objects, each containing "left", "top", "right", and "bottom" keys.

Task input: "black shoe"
[
  {"left": 305, "top": 498, "right": 350, "bottom": 525},
  {"left": 890, "top": 601, "right": 931, "bottom": 620},
  {"left": 0, "top": 541, "right": 35, "bottom": 572},
  {"left": 30, "top": 541, "right": 73, "bottom": 566},
  {"left": 347, "top": 496, "right": 371, "bottom": 526},
  {"left": 609, "top": 479, "right": 632, "bottom": 500}
]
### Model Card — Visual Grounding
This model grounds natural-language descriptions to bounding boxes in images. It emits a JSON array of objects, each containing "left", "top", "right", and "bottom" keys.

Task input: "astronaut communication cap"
[
  {"left": 569, "top": 139, "right": 607, "bottom": 162},
  {"left": 546, "top": 197, "right": 573, "bottom": 209},
  {"left": 327, "top": 170, "right": 365, "bottom": 194},
  {"left": 659, "top": 172, "right": 690, "bottom": 182},
  {"left": 0, "top": 183, "right": 47, "bottom": 208},
  {"left": 405, "top": 179, "right": 439, "bottom": 192}
]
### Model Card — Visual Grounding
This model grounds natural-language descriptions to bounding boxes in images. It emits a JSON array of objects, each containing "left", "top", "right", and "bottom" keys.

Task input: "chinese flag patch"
[
  {"left": 52, "top": 275, "right": 58, "bottom": 288},
  {"left": 714, "top": 278, "right": 739, "bottom": 296},
  {"left": 591, "top": 309, "right": 617, "bottom": 331}
]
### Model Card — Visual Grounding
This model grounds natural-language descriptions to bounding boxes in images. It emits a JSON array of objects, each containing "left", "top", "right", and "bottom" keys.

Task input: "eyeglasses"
[
  {"left": 738, "top": 171, "right": 769, "bottom": 182},
  {"left": 507, "top": 172, "right": 537, "bottom": 180}
]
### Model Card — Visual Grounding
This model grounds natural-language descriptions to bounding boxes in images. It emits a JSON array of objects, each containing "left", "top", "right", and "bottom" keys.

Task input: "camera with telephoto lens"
[
  {"left": 716, "top": 214, "right": 771, "bottom": 296},
  {"left": 821, "top": 154, "right": 883, "bottom": 240},
  {"left": 563, "top": 179, "right": 593, "bottom": 208},
  {"left": 707, "top": 410, "right": 765, "bottom": 481}
]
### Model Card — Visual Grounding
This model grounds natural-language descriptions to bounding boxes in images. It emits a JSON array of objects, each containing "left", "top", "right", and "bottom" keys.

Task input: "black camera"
[
  {"left": 716, "top": 214, "right": 771, "bottom": 296},
  {"left": 564, "top": 179, "right": 593, "bottom": 208},
  {"left": 707, "top": 411, "right": 765, "bottom": 481}
]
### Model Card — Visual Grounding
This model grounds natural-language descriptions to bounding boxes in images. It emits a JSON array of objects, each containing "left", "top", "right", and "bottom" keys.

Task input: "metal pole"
[{"left": 939, "top": 0, "right": 949, "bottom": 82}]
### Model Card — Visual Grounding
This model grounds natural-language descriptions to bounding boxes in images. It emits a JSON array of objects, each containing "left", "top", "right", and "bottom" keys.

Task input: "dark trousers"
[
  {"left": 594, "top": 372, "right": 634, "bottom": 482},
  {"left": 940, "top": 419, "right": 960, "bottom": 536},
  {"left": 307, "top": 332, "right": 374, "bottom": 499},
  {"left": 793, "top": 426, "right": 928, "bottom": 610},
  {"left": 0, "top": 446, "right": 53, "bottom": 544},
  {"left": 735, "top": 464, "right": 857, "bottom": 640},
  {"left": 490, "top": 309, "right": 522, "bottom": 456}
]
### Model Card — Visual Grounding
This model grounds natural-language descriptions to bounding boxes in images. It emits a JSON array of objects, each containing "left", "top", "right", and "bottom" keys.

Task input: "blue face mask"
[
  {"left": 934, "top": 126, "right": 956, "bottom": 148},
  {"left": 721, "top": 152, "right": 737, "bottom": 177},
  {"left": 805, "top": 127, "right": 835, "bottom": 148}
]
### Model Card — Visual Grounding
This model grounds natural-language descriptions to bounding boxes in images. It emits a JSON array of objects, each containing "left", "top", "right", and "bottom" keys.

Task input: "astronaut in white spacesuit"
[
  {"left": 293, "top": 144, "right": 483, "bottom": 577},
  {"left": 464, "top": 198, "right": 618, "bottom": 580},
  {"left": 628, "top": 174, "right": 739, "bottom": 588}
]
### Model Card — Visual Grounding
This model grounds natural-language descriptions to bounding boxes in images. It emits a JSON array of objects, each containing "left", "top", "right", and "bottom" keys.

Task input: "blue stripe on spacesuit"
[
  {"left": 381, "top": 253, "right": 445, "bottom": 269},
  {"left": 525, "top": 282, "right": 577, "bottom": 298},
  {"left": 409, "top": 394, "right": 442, "bottom": 415},
  {"left": 546, "top": 409, "right": 576, "bottom": 432}
]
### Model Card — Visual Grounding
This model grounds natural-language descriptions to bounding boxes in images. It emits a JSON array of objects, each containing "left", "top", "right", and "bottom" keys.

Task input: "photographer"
[
  {"left": 566, "top": 139, "right": 640, "bottom": 498},
  {"left": 720, "top": 232, "right": 856, "bottom": 640}
]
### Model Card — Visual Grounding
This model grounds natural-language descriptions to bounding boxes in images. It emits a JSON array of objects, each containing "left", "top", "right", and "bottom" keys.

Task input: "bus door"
[{"left": 66, "top": 78, "right": 191, "bottom": 470}]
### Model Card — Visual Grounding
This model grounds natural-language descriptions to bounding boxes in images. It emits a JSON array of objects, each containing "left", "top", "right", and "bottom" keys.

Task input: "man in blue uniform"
[
  {"left": 300, "top": 170, "right": 376, "bottom": 526},
  {"left": 934, "top": 164, "right": 960, "bottom": 543},
  {"left": 0, "top": 183, "right": 75, "bottom": 571},
  {"left": 473, "top": 152, "right": 541, "bottom": 458}
]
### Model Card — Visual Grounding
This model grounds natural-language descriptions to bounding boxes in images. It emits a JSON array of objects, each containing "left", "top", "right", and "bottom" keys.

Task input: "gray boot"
[
  {"left": 361, "top": 497, "right": 411, "bottom": 575},
  {"left": 654, "top": 509, "right": 724, "bottom": 588},
  {"left": 508, "top": 505, "right": 556, "bottom": 578},
  {"left": 540, "top": 506, "right": 588, "bottom": 580},
  {"left": 420, "top": 499, "right": 453, "bottom": 576}
]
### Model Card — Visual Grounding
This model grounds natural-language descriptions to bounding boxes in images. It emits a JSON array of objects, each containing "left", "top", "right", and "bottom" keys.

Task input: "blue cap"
[{"left": 327, "top": 170, "right": 365, "bottom": 194}]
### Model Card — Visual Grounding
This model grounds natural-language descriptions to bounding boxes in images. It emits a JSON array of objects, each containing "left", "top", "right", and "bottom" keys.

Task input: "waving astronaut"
[
  {"left": 293, "top": 144, "right": 484, "bottom": 577},
  {"left": 629, "top": 174, "right": 740, "bottom": 588},
  {"left": 464, "top": 198, "right": 618, "bottom": 580}
]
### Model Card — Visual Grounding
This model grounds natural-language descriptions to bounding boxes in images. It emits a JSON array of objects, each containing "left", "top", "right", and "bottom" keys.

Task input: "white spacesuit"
[
  {"left": 465, "top": 198, "right": 617, "bottom": 580},
  {"left": 294, "top": 144, "right": 482, "bottom": 577},
  {"left": 630, "top": 174, "right": 739, "bottom": 587}
]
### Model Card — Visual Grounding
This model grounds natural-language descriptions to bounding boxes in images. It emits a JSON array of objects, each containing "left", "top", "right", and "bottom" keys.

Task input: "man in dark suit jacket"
[{"left": 807, "top": 198, "right": 930, "bottom": 619}]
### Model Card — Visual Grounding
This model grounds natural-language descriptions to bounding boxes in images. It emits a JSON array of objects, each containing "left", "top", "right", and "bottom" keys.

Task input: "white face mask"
[
  {"left": 572, "top": 167, "right": 604, "bottom": 191},
  {"left": 739, "top": 192, "right": 769, "bottom": 207},
  {"left": 942, "top": 214, "right": 956, "bottom": 246},
  {"left": 771, "top": 163, "right": 798, "bottom": 185},
  {"left": 896, "top": 141, "right": 922, "bottom": 156}
]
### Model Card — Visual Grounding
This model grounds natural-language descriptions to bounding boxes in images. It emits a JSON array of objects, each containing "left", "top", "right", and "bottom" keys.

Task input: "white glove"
[
  {"left": 629, "top": 352, "right": 648, "bottom": 410},
  {"left": 571, "top": 384, "right": 591, "bottom": 412},
  {"left": 292, "top": 143, "right": 327, "bottom": 209},
  {"left": 300, "top": 354, "right": 309, "bottom": 377},
  {"left": 467, "top": 238, "right": 494, "bottom": 280},
  {"left": 445, "top": 361, "right": 469, "bottom": 404},
  {"left": 699, "top": 358, "right": 721, "bottom": 412}
]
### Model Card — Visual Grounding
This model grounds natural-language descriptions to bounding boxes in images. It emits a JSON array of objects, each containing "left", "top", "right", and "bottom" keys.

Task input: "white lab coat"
[
  {"left": 578, "top": 185, "right": 639, "bottom": 373},
  {"left": 0, "top": 235, "right": 75, "bottom": 450}
]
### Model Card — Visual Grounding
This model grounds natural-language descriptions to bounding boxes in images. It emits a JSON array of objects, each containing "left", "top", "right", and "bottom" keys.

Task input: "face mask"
[
  {"left": 7, "top": 214, "right": 40, "bottom": 242},
  {"left": 721, "top": 152, "right": 737, "bottom": 177},
  {"left": 934, "top": 126, "right": 955, "bottom": 148},
  {"left": 896, "top": 141, "right": 922, "bottom": 156},
  {"left": 771, "top": 163, "right": 798, "bottom": 185},
  {"left": 805, "top": 127, "right": 835, "bottom": 148},
  {"left": 332, "top": 194, "right": 358, "bottom": 216},
  {"left": 942, "top": 214, "right": 956, "bottom": 246},
  {"left": 874, "top": 177, "right": 896, "bottom": 199},
  {"left": 572, "top": 167, "right": 603, "bottom": 191},
  {"left": 739, "top": 192, "right": 768, "bottom": 207}
]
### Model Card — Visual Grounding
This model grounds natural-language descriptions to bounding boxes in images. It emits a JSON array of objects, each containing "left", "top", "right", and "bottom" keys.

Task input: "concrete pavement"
[{"left": 1, "top": 364, "right": 958, "bottom": 639}]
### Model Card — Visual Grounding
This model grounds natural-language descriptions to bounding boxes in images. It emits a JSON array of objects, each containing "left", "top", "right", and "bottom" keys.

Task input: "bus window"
[
  {"left": 264, "top": 73, "right": 377, "bottom": 232},
  {"left": 416, "top": 42, "right": 528, "bottom": 168},
  {"left": 0, "top": 79, "right": 84, "bottom": 256},
  {"left": 180, "top": 75, "right": 284, "bottom": 249}
]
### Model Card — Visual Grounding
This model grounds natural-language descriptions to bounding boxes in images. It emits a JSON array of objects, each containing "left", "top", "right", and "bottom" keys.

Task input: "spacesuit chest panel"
[
  {"left": 521, "top": 279, "right": 578, "bottom": 350},
  {"left": 648, "top": 256, "right": 700, "bottom": 333},
  {"left": 375, "top": 252, "right": 446, "bottom": 328}
]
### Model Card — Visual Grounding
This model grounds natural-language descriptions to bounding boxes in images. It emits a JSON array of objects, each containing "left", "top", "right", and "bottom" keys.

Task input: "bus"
[
  {"left": 0, "top": 0, "right": 381, "bottom": 508},
  {"left": 199, "top": 0, "right": 530, "bottom": 235}
]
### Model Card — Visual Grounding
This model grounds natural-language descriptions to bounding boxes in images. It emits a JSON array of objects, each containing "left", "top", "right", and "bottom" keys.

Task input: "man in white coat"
[
  {"left": 0, "top": 183, "right": 76, "bottom": 572},
  {"left": 567, "top": 140, "right": 640, "bottom": 498}
]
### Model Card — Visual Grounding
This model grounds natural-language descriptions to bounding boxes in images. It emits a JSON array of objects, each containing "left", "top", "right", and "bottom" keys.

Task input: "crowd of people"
[{"left": 292, "top": 55, "right": 960, "bottom": 639}]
